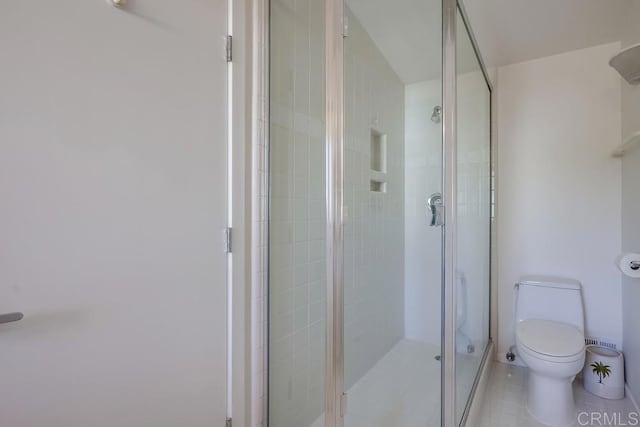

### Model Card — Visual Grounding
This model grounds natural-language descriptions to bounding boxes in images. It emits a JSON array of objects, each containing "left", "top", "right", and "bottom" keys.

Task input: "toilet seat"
[{"left": 516, "top": 319, "right": 584, "bottom": 363}]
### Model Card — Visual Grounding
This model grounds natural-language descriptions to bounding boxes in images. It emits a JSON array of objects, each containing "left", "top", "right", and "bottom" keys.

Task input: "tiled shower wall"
[
  {"left": 404, "top": 71, "right": 490, "bottom": 352},
  {"left": 343, "top": 10, "right": 406, "bottom": 389},
  {"left": 267, "top": 2, "right": 405, "bottom": 425},
  {"left": 268, "top": 0, "right": 326, "bottom": 425},
  {"left": 404, "top": 79, "right": 442, "bottom": 346}
]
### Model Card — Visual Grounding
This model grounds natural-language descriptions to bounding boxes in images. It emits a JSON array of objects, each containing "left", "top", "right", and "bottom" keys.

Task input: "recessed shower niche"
[
  {"left": 370, "top": 128, "right": 387, "bottom": 173},
  {"left": 370, "top": 128, "right": 387, "bottom": 193},
  {"left": 369, "top": 179, "right": 387, "bottom": 193}
]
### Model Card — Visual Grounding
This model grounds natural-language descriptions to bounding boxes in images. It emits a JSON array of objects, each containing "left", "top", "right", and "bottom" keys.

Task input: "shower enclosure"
[{"left": 266, "top": 0, "right": 492, "bottom": 425}]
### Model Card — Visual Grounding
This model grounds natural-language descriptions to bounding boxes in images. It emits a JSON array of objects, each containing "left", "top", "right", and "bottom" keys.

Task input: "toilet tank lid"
[{"left": 518, "top": 275, "right": 582, "bottom": 290}]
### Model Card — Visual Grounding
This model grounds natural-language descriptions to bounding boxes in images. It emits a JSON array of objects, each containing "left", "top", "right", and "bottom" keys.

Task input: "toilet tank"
[{"left": 515, "top": 276, "right": 585, "bottom": 332}]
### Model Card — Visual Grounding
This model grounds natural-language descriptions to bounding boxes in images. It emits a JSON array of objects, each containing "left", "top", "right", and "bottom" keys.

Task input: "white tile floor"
[
  {"left": 478, "top": 362, "right": 640, "bottom": 427},
  {"left": 311, "top": 339, "right": 484, "bottom": 427},
  {"left": 343, "top": 340, "right": 442, "bottom": 427}
]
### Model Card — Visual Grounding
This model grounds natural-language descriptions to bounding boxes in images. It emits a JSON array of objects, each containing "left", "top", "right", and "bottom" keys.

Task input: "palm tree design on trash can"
[{"left": 591, "top": 361, "right": 612, "bottom": 384}]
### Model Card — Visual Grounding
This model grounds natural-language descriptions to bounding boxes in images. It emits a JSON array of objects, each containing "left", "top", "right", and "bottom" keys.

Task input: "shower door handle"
[{"left": 427, "top": 193, "right": 443, "bottom": 226}]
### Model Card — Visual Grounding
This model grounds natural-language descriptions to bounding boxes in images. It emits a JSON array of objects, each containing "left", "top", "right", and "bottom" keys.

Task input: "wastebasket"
[{"left": 583, "top": 345, "right": 625, "bottom": 400}]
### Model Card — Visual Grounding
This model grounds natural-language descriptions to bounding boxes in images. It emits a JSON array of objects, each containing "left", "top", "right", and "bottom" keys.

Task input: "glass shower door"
[
  {"left": 455, "top": 8, "right": 492, "bottom": 425},
  {"left": 342, "top": 0, "right": 444, "bottom": 425},
  {"left": 266, "top": 1, "right": 492, "bottom": 426}
]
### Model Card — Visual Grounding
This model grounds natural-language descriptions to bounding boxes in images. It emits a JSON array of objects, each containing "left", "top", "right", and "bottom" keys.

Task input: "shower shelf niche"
[
  {"left": 370, "top": 128, "right": 387, "bottom": 193},
  {"left": 370, "top": 179, "right": 387, "bottom": 193},
  {"left": 370, "top": 129, "right": 387, "bottom": 173},
  {"left": 609, "top": 43, "right": 640, "bottom": 85},
  {"left": 613, "top": 130, "right": 640, "bottom": 158}
]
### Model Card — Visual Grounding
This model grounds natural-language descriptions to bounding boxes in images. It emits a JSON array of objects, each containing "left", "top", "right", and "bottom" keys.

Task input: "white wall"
[
  {"left": 620, "top": 0, "right": 640, "bottom": 403},
  {"left": 496, "top": 43, "right": 623, "bottom": 363}
]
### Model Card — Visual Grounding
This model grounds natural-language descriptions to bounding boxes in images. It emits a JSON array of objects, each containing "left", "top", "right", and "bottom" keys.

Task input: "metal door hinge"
[
  {"left": 226, "top": 35, "right": 233, "bottom": 62},
  {"left": 223, "top": 227, "right": 233, "bottom": 253},
  {"left": 225, "top": 417, "right": 232, "bottom": 427},
  {"left": 340, "top": 392, "right": 348, "bottom": 417},
  {"left": 343, "top": 15, "right": 349, "bottom": 38}
]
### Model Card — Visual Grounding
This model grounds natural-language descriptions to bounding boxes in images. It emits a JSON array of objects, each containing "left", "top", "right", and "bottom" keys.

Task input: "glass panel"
[
  {"left": 343, "top": 0, "right": 443, "bottom": 425},
  {"left": 268, "top": 0, "right": 326, "bottom": 425},
  {"left": 455, "top": 10, "right": 491, "bottom": 424}
]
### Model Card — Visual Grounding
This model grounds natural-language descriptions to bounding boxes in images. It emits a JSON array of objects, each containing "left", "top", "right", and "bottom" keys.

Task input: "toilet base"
[{"left": 527, "top": 372, "right": 577, "bottom": 426}]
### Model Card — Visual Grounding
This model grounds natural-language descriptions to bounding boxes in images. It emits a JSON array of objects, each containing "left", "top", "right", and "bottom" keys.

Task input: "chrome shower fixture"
[{"left": 431, "top": 105, "right": 442, "bottom": 123}]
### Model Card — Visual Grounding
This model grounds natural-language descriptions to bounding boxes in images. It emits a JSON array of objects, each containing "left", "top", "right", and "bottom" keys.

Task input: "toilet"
[{"left": 515, "top": 276, "right": 586, "bottom": 427}]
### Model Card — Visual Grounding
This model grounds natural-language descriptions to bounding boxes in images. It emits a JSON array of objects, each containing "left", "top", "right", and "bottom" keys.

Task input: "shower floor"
[{"left": 311, "top": 339, "right": 482, "bottom": 427}]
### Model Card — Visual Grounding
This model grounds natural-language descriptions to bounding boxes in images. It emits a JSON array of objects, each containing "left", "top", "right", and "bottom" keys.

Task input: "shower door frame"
[
  {"left": 324, "top": 0, "right": 345, "bottom": 425},
  {"left": 455, "top": 2, "right": 495, "bottom": 425},
  {"left": 441, "top": 0, "right": 458, "bottom": 423},
  {"left": 258, "top": 0, "right": 495, "bottom": 425}
]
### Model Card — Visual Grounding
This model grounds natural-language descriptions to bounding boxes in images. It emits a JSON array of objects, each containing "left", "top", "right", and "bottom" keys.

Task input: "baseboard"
[
  {"left": 463, "top": 340, "right": 495, "bottom": 426},
  {"left": 626, "top": 383, "right": 640, "bottom": 414}
]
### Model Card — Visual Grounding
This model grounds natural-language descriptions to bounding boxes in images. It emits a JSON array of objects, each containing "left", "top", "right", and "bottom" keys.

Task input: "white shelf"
[
  {"left": 612, "top": 131, "right": 640, "bottom": 158},
  {"left": 609, "top": 43, "right": 640, "bottom": 85}
]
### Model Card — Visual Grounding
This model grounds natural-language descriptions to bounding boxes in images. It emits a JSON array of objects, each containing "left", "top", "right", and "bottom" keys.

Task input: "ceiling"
[
  {"left": 347, "top": 0, "right": 631, "bottom": 84},
  {"left": 463, "top": 0, "right": 630, "bottom": 69},
  {"left": 347, "top": 0, "right": 442, "bottom": 84}
]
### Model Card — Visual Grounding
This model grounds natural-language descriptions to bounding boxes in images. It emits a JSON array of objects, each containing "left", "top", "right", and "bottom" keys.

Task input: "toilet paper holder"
[{"left": 618, "top": 253, "right": 640, "bottom": 277}]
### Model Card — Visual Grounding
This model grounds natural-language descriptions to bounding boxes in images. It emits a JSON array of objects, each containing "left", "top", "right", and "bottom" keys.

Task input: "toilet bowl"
[
  {"left": 516, "top": 319, "right": 585, "bottom": 426},
  {"left": 514, "top": 277, "right": 586, "bottom": 427}
]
